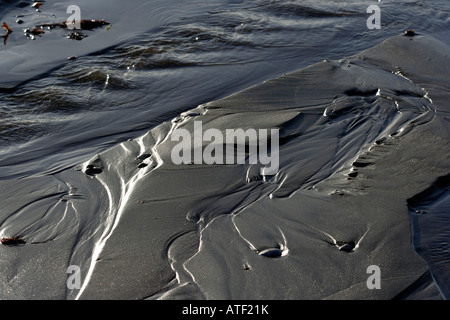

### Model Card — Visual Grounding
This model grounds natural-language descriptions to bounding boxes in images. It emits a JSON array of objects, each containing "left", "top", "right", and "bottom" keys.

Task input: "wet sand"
[{"left": 0, "top": 33, "right": 449, "bottom": 300}]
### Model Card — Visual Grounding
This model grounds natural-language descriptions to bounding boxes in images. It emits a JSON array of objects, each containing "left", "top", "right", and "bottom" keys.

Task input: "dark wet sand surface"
[{"left": 1, "top": 32, "right": 449, "bottom": 299}]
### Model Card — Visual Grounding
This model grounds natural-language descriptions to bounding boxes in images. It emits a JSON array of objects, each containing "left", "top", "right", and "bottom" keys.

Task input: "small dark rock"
[
  {"left": 259, "top": 248, "right": 283, "bottom": 258},
  {"left": 67, "top": 31, "right": 86, "bottom": 40},
  {"left": 85, "top": 165, "right": 102, "bottom": 176},
  {"left": 79, "top": 19, "right": 109, "bottom": 30},
  {"left": 1, "top": 237, "right": 26, "bottom": 245},
  {"left": 404, "top": 29, "right": 415, "bottom": 37},
  {"left": 353, "top": 161, "right": 372, "bottom": 168},
  {"left": 137, "top": 153, "right": 151, "bottom": 161}
]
